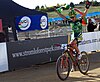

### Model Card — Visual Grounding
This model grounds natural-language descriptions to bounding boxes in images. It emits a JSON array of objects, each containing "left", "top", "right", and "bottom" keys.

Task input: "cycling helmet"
[
  {"left": 68, "top": 2, "right": 76, "bottom": 18},
  {"left": 68, "top": 9, "right": 76, "bottom": 18},
  {"left": 70, "top": 2, "right": 75, "bottom": 8}
]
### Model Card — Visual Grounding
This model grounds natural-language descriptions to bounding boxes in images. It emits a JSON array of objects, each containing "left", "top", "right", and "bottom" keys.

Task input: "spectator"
[
  {"left": 87, "top": 18, "right": 97, "bottom": 32},
  {"left": 0, "top": 32, "right": 6, "bottom": 42}
]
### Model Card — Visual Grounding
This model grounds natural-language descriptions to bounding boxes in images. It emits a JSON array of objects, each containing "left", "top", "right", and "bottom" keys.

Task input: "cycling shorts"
[{"left": 71, "top": 32, "right": 83, "bottom": 42}]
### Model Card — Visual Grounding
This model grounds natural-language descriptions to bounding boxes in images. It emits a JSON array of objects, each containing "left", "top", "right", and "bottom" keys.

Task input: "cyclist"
[{"left": 54, "top": 1, "right": 91, "bottom": 60}]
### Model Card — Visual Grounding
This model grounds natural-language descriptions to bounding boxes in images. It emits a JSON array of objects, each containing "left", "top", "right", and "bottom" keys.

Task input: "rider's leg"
[
  {"left": 70, "top": 39, "right": 82, "bottom": 60},
  {"left": 70, "top": 39, "right": 80, "bottom": 54},
  {"left": 70, "top": 40, "right": 80, "bottom": 72},
  {"left": 69, "top": 47, "right": 76, "bottom": 72}
]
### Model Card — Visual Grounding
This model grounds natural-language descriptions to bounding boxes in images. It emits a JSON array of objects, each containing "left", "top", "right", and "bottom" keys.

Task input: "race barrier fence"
[
  {"left": 1, "top": 31, "right": 100, "bottom": 72},
  {"left": 79, "top": 31, "right": 100, "bottom": 52},
  {"left": 0, "top": 36, "right": 68, "bottom": 72}
]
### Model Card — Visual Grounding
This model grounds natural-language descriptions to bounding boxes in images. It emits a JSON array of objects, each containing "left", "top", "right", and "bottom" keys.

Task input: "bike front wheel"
[
  {"left": 78, "top": 51, "right": 90, "bottom": 75},
  {"left": 56, "top": 53, "right": 70, "bottom": 81}
]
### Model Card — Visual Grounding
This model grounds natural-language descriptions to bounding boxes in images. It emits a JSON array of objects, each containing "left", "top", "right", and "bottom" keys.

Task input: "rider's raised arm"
[
  {"left": 74, "top": 0, "right": 91, "bottom": 18},
  {"left": 54, "top": 7, "right": 68, "bottom": 21},
  {"left": 74, "top": 8, "right": 88, "bottom": 18},
  {"left": 74, "top": 8, "right": 84, "bottom": 15}
]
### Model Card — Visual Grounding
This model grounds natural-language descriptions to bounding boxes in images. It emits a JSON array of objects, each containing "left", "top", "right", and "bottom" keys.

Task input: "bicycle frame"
[{"left": 63, "top": 44, "right": 78, "bottom": 67}]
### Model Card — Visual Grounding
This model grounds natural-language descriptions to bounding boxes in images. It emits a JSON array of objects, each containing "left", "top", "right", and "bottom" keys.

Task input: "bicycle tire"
[
  {"left": 77, "top": 51, "right": 90, "bottom": 75},
  {"left": 56, "top": 52, "right": 70, "bottom": 81}
]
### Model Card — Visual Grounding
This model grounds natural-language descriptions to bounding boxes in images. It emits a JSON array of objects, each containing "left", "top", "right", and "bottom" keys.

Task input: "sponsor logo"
[
  {"left": 18, "top": 16, "right": 31, "bottom": 30},
  {"left": 40, "top": 16, "right": 47, "bottom": 29}
]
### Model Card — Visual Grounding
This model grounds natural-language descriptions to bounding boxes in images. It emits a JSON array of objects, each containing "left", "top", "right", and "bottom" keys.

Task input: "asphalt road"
[{"left": 0, "top": 52, "right": 100, "bottom": 82}]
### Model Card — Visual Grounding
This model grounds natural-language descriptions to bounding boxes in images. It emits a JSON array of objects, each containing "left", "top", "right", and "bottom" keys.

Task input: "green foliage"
[{"left": 92, "top": 1, "right": 100, "bottom": 6}]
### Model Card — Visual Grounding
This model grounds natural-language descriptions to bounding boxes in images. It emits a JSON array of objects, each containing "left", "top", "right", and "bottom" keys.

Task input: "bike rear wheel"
[
  {"left": 56, "top": 53, "right": 70, "bottom": 81},
  {"left": 78, "top": 51, "right": 90, "bottom": 74}
]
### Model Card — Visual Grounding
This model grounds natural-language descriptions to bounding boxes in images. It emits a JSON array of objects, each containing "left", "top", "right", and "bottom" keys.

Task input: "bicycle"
[{"left": 55, "top": 37, "right": 90, "bottom": 81}]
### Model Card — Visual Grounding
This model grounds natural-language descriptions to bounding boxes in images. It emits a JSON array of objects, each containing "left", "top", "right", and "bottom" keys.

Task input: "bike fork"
[{"left": 61, "top": 55, "right": 68, "bottom": 68}]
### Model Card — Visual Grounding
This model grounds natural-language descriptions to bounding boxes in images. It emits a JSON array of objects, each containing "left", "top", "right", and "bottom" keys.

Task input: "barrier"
[
  {"left": 1, "top": 31, "right": 100, "bottom": 72},
  {"left": 0, "top": 36, "right": 68, "bottom": 72},
  {"left": 0, "top": 42, "right": 8, "bottom": 72},
  {"left": 6, "top": 36, "right": 68, "bottom": 71},
  {"left": 79, "top": 31, "right": 100, "bottom": 52}
]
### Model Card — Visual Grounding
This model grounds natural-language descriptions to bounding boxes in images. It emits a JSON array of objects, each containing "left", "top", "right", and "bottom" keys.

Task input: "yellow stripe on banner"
[{"left": 67, "top": 32, "right": 72, "bottom": 44}]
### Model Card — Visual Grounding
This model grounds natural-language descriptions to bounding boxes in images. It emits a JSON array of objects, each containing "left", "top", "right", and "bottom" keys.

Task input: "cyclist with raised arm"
[{"left": 54, "top": 1, "right": 91, "bottom": 60}]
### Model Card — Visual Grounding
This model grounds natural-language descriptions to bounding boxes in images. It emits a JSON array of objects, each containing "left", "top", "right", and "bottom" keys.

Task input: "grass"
[{"left": 47, "top": 6, "right": 100, "bottom": 18}]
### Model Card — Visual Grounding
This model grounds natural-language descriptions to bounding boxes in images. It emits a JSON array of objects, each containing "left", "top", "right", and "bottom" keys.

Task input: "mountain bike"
[{"left": 55, "top": 38, "right": 90, "bottom": 81}]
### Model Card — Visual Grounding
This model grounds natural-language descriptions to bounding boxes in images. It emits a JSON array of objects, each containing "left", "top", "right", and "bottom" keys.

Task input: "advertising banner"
[
  {"left": 0, "top": 43, "right": 8, "bottom": 72},
  {"left": 15, "top": 14, "right": 48, "bottom": 32},
  {"left": 79, "top": 31, "right": 100, "bottom": 52},
  {"left": 7, "top": 36, "right": 68, "bottom": 70}
]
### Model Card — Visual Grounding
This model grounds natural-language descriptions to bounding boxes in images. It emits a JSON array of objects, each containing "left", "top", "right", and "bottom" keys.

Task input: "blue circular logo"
[
  {"left": 18, "top": 16, "right": 31, "bottom": 30},
  {"left": 40, "top": 16, "right": 47, "bottom": 29}
]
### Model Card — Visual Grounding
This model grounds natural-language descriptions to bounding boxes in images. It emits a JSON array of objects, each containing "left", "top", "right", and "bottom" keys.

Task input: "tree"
[
  {"left": 41, "top": 5, "right": 44, "bottom": 9},
  {"left": 93, "top": 0, "right": 99, "bottom": 6},
  {"left": 56, "top": 3, "right": 60, "bottom": 7},
  {"left": 35, "top": 6, "right": 40, "bottom": 10}
]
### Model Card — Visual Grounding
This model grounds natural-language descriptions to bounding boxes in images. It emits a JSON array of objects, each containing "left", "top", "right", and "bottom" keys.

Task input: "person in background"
[
  {"left": 0, "top": 32, "right": 6, "bottom": 42},
  {"left": 87, "top": 18, "right": 97, "bottom": 32}
]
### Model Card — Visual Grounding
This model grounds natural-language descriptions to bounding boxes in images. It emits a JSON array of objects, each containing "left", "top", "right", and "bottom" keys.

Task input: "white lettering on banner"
[
  {"left": 79, "top": 38, "right": 100, "bottom": 45},
  {"left": 12, "top": 46, "right": 61, "bottom": 58},
  {"left": 79, "top": 31, "right": 100, "bottom": 52}
]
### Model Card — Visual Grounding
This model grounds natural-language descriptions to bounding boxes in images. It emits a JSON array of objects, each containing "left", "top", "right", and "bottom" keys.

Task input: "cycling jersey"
[{"left": 68, "top": 18, "right": 83, "bottom": 41}]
